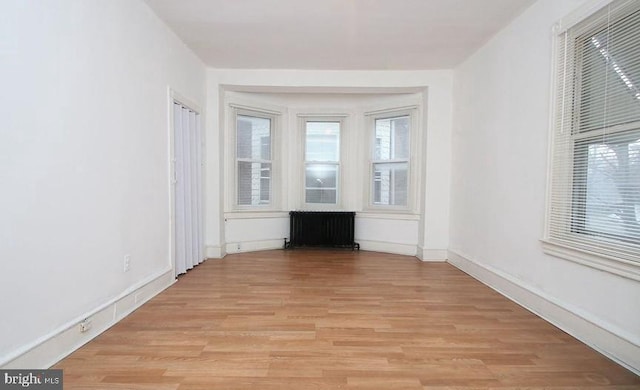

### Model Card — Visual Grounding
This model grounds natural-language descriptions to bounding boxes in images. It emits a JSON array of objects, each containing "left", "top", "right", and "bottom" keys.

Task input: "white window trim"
[
  {"left": 541, "top": 239, "right": 640, "bottom": 281},
  {"left": 225, "top": 102, "right": 283, "bottom": 212},
  {"left": 542, "top": 0, "right": 640, "bottom": 281},
  {"left": 363, "top": 107, "right": 419, "bottom": 214},
  {"left": 299, "top": 115, "right": 346, "bottom": 210}
]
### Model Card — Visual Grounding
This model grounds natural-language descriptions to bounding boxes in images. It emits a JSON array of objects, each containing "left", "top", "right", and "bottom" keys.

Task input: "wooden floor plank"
[{"left": 54, "top": 250, "right": 640, "bottom": 389}]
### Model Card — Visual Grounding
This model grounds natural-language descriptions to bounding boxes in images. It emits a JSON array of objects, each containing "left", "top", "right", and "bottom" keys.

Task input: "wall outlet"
[
  {"left": 79, "top": 318, "right": 92, "bottom": 333},
  {"left": 123, "top": 254, "right": 131, "bottom": 272}
]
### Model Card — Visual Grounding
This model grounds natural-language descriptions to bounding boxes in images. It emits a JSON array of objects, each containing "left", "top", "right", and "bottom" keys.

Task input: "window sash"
[
  {"left": 236, "top": 161, "right": 272, "bottom": 206},
  {"left": 570, "top": 128, "right": 640, "bottom": 242},
  {"left": 371, "top": 162, "right": 409, "bottom": 206}
]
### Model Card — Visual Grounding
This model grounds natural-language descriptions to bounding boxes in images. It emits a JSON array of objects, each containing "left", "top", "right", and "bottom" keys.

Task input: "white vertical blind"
[
  {"left": 189, "top": 109, "right": 198, "bottom": 269},
  {"left": 182, "top": 106, "right": 193, "bottom": 271},
  {"left": 196, "top": 110, "right": 204, "bottom": 263},
  {"left": 549, "top": 0, "right": 640, "bottom": 262},
  {"left": 174, "top": 101, "right": 204, "bottom": 276},
  {"left": 173, "top": 103, "right": 187, "bottom": 275}
]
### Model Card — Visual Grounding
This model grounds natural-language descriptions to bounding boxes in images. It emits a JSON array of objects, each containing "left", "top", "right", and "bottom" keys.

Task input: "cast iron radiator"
[{"left": 284, "top": 211, "right": 360, "bottom": 250}]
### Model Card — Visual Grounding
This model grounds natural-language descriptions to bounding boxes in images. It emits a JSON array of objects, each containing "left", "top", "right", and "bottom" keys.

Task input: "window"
[
  {"left": 236, "top": 113, "right": 272, "bottom": 206},
  {"left": 370, "top": 114, "right": 410, "bottom": 207},
  {"left": 545, "top": 0, "right": 640, "bottom": 274},
  {"left": 304, "top": 120, "right": 340, "bottom": 205}
]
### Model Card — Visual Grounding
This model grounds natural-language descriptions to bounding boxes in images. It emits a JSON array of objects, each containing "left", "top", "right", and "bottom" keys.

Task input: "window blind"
[{"left": 549, "top": 0, "right": 640, "bottom": 263}]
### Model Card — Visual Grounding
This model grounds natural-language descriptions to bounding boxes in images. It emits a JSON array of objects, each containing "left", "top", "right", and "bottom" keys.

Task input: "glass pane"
[
  {"left": 578, "top": 10, "right": 640, "bottom": 133},
  {"left": 237, "top": 115, "right": 271, "bottom": 160},
  {"left": 237, "top": 161, "right": 271, "bottom": 205},
  {"left": 305, "top": 121, "right": 340, "bottom": 162},
  {"left": 374, "top": 116, "right": 410, "bottom": 160},
  {"left": 305, "top": 189, "right": 337, "bottom": 204},
  {"left": 372, "top": 162, "right": 408, "bottom": 206},
  {"left": 305, "top": 164, "right": 338, "bottom": 204},
  {"left": 260, "top": 163, "right": 270, "bottom": 202},
  {"left": 583, "top": 135, "right": 640, "bottom": 242}
]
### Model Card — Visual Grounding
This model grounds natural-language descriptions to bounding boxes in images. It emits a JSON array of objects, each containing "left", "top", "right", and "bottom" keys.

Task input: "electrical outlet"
[
  {"left": 123, "top": 254, "right": 131, "bottom": 272},
  {"left": 79, "top": 318, "right": 92, "bottom": 333}
]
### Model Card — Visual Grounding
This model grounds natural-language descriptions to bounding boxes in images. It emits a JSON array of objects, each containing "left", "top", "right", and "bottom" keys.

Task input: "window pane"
[
  {"left": 583, "top": 135, "right": 640, "bottom": 242},
  {"left": 260, "top": 163, "right": 270, "bottom": 202},
  {"left": 305, "top": 164, "right": 337, "bottom": 188},
  {"left": 305, "top": 189, "right": 337, "bottom": 204},
  {"left": 374, "top": 116, "right": 409, "bottom": 160},
  {"left": 237, "top": 115, "right": 271, "bottom": 160},
  {"left": 372, "top": 162, "right": 408, "bottom": 206},
  {"left": 305, "top": 164, "right": 338, "bottom": 204},
  {"left": 237, "top": 161, "right": 271, "bottom": 205},
  {"left": 306, "top": 121, "right": 340, "bottom": 162},
  {"left": 373, "top": 171, "right": 382, "bottom": 204},
  {"left": 578, "top": 10, "right": 640, "bottom": 133}
]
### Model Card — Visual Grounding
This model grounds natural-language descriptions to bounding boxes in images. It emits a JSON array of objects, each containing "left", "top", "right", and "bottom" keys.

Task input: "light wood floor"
[{"left": 55, "top": 250, "right": 640, "bottom": 389}]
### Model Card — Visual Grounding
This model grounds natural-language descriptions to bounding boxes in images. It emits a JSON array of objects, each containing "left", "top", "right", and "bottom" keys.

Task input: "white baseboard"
[
  {"left": 222, "top": 239, "right": 419, "bottom": 257},
  {"left": 225, "top": 239, "right": 285, "bottom": 254},
  {"left": 447, "top": 250, "right": 640, "bottom": 375},
  {"left": 416, "top": 246, "right": 447, "bottom": 262},
  {"left": 1, "top": 269, "right": 175, "bottom": 369},
  {"left": 357, "top": 240, "right": 417, "bottom": 256},
  {"left": 206, "top": 245, "right": 225, "bottom": 258}
]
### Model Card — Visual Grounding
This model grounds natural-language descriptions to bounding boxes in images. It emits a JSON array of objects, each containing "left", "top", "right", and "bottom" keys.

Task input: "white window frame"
[
  {"left": 542, "top": 0, "right": 640, "bottom": 281},
  {"left": 227, "top": 105, "right": 281, "bottom": 212},
  {"left": 299, "top": 115, "right": 345, "bottom": 209},
  {"left": 364, "top": 108, "right": 418, "bottom": 213}
]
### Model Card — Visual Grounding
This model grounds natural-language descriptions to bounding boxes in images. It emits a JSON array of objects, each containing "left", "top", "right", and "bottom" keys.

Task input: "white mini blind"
[{"left": 549, "top": 0, "right": 640, "bottom": 263}]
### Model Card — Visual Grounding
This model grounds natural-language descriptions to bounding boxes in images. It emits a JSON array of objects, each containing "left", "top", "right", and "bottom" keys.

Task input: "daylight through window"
[
  {"left": 372, "top": 115, "right": 410, "bottom": 207},
  {"left": 236, "top": 114, "right": 272, "bottom": 206},
  {"left": 304, "top": 121, "right": 340, "bottom": 205}
]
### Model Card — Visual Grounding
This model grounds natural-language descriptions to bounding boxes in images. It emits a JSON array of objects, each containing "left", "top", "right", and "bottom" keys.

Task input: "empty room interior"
[{"left": 2, "top": 0, "right": 640, "bottom": 388}]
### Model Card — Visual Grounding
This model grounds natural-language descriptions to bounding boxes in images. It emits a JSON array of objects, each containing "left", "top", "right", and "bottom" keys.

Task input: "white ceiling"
[{"left": 145, "top": 0, "right": 535, "bottom": 70}]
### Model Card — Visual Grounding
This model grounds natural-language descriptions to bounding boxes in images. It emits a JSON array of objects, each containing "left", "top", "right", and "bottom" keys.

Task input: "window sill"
[
  {"left": 357, "top": 211, "right": 420, "bottom": 221},
  {"left": 225, "top": 211, "right": 289, "bottom": 220},
  {"left": 540, "top": 238, "right": 640, "bottom": 281}
]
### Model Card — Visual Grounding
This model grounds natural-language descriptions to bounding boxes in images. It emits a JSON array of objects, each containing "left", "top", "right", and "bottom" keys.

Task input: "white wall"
[
  {"left": 451, "top": 0, "right": 640, "bottom": 371},
  {"left": 205, "top": 70, "right": 453, "bottom": 259},
  {"left": 0, "top": 0, "right": 206, "bottom": 367}
]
